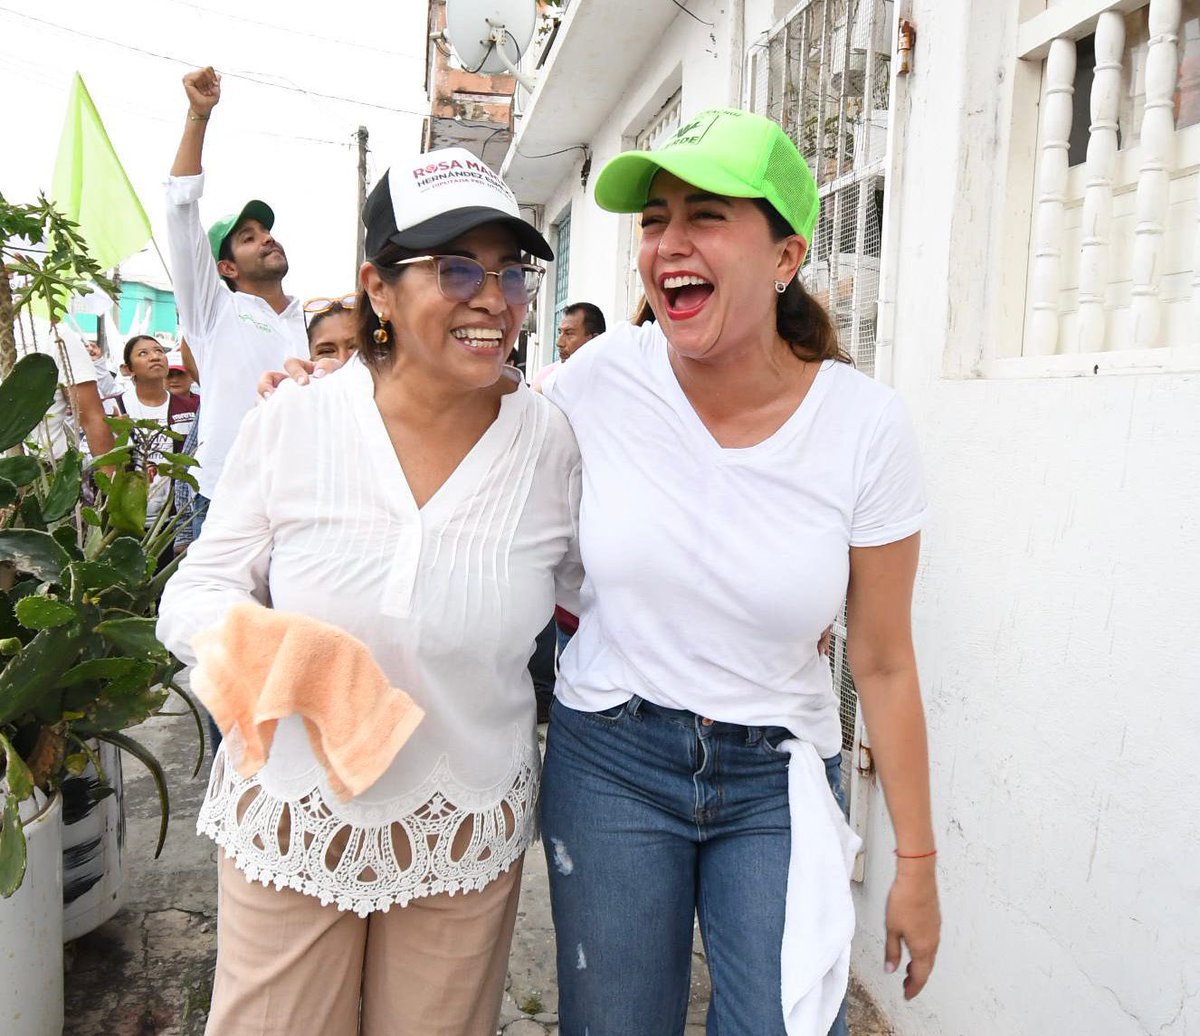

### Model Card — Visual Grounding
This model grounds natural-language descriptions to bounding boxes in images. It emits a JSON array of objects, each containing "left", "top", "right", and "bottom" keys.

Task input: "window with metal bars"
[
  {"left": 749, "top": 0, "right": 892, "bottom": 375},
  {"left": 748, "top": 0, "right": 895, "bottom": 750},
  {"left": 553, "top": 213, "right": 571, "bottom": 324}
]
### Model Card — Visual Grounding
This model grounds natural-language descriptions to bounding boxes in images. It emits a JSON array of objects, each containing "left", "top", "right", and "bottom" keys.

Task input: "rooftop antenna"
[{"left": 444, "top": 0, "right": 539, "bottom": 93}]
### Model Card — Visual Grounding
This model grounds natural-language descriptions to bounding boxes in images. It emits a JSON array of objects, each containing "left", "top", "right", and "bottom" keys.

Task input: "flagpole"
[{"left": 151, "top": 236, "right": 174, "bottom": 288}]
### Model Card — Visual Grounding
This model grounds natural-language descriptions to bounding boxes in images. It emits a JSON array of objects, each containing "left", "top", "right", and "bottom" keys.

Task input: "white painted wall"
[
  {"left": 852, "top": 2, "right": 1200, "bottom": 1033},
  {"left": 514, "top": 0, "right": 1200, "bottom": 1032}
]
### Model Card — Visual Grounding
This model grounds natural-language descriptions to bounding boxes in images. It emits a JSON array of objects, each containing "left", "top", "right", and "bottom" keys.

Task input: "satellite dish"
[{"left": 445, "top": 0, "right": 538, "bottom": 84}]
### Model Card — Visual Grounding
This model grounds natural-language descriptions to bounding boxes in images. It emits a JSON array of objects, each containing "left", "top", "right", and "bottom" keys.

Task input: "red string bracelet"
[{"left": 894, "top": 848, "right": 938, "bottom": 860}]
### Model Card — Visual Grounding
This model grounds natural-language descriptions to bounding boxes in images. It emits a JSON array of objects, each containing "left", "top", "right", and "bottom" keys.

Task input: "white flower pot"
[
  {"left": 61, "top": 741, "right": 124, "bottom": 942},
  {"left": 0, "top": 790, "right": 64, "bottom": 1036}
]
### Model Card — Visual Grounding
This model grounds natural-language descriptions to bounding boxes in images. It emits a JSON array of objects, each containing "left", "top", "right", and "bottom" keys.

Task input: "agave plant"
[{"left": 0, "top": 353, "right": 202, "bottom": 899}]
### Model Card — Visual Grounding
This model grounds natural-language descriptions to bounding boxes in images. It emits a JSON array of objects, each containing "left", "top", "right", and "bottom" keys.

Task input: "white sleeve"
[
  {"left": 54, "top": 323, "right": 97, "bottom": 387},
  {"left": 545, "top": 327, "right": 607, "bottom": 418},
  {"left": 849, "top": 394, "right": 928, "bottom": 548},
  {"left": 554, "top": 458, "right": 584, "bottom": 615},
  {"left": 156, "top": 404, "right": 274, "bottom": 667},
  {"left": 164, "top": 173, "right": 225, "bottom": 366}
]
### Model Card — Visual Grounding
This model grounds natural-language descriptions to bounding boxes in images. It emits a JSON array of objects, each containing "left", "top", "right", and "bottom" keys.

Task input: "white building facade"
[{"left": 503, "top": 1, "right": 1200, "bottom": 1033}]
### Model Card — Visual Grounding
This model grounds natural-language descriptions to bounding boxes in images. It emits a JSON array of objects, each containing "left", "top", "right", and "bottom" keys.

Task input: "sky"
[{"left": 0, "top": 0, "right": 430, "bottom": 308}]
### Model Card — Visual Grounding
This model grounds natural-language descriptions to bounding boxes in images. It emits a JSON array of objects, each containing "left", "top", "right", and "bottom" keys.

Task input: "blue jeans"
[
  {"left": 191, "top": 492, "right": 210, "bottom": 543},
  {"left": 541, "top": 696, "right": 849, "bottom": 1036}
]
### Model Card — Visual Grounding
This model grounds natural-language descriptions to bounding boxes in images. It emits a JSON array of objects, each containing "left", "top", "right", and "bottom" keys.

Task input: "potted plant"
[{"left": 0, "top": 195, "right": 202, "bottom": 1032}]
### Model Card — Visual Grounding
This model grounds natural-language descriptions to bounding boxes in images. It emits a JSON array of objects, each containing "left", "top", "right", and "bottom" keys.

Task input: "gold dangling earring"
[{"left": 373, "top": 312, "right": 390, "bottom": 345}]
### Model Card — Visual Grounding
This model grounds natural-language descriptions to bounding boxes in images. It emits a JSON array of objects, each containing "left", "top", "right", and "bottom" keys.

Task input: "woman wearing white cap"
[{"left": 158, "top": 147, "right": 581, "bottom": 1036}]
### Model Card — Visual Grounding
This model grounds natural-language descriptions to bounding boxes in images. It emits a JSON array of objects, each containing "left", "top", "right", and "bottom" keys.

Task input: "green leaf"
[
  {"left": 80, "top": 506, "right": 101, "bottom": 527},
  {"left": 92, "top": 731, "right": 170, "bottom": 858},
  {"left": 160, "top": 452, "right": 200, "bottom": 468},
  {"left": 94, "top": 616, "right": 168, "bottom": 661},
  {"left": 0, "top": 455, "right": 41, "bottom": 488},
  {"left": 103, "top": 537, "right": 147, "bottom": 586},
  {"left": 58, "top": 657, "right": 141, "bottom": 687},
  {"left": 0, "top": 353, "right": 58, "bottom": 452},
  {"left": 14, "top": 595, "right": 78, "bottom": 630},
  {"left": 0, "top": 478, "right": 16, "bottom": 508},
  {"left": 51, "top": 525, "right": 80, "bottom": 556},
  {"left": 0, "top": 623, "right": 90, "bottom": 725},
  {"left": 0, "top": 794, "right": 27, "bottom": 898},
  {"left": 0, "top": 529, "right": 71, "bottom": 583},
  {"left": 89, "top": 446, "right": 133, "bottom": 469},
  {"left": 0, "top": 732, "right": 34, "bottom": 800},
  {"left": 80, "top": 681, "right": 167, "bottom": 733},
  {"left": 106, "top": 468, "right": 147, "bottom": 535},
  {"left": 42, "top": 449, "right": 83, "bottom": 521},
  {"left": 18, "top": 494, "right": 42, "bottom": 526}
]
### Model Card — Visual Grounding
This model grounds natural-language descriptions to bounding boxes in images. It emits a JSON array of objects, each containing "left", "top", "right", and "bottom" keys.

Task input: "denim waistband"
[{"left": 622, "top": 694, "right": 791, "bottom": 746}]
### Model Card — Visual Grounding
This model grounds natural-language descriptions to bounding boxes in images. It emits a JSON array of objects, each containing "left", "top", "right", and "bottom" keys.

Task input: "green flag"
[{"left": 51, "top": 73, "right": 151, "bottom": 273}]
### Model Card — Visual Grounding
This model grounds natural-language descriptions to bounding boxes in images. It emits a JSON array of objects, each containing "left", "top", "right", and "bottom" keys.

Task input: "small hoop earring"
[
  {"left": 773, "top": 279, "right": 787, "bottom": 294},
  {"left": 373, "top": 313, "right": 390, "bottom": 345}
]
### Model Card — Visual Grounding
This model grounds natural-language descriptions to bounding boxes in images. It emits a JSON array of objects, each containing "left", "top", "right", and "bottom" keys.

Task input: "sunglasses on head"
[
  {"left": 303, "top": 294, "right": 357, "bottom": 316},
  {"left": 384, "top": 255, "right": 545, "bottom": 307}
]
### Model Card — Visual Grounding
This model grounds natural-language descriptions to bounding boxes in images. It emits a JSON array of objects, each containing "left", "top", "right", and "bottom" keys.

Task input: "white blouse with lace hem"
[
  {"left": 157, "top": 359, "right": 582, "bottom": 915},
  {"left": 198, "top": 736, "right": 539, "bottom": 917}
]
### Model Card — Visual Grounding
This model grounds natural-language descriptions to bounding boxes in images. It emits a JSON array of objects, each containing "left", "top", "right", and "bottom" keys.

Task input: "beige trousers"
[{"left": 204, "top": 851, "right": 524, "bottom": 1036}]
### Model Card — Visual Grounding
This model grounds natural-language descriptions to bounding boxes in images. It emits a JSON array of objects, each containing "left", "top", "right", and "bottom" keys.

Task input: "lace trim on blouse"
[{"left": 197, "top": 749, "right": 539, "bottom": 917}]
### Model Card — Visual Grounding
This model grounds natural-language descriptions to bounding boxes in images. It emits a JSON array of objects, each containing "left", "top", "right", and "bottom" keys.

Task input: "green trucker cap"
[
  {"left": 206, "top": 199, "right": 276, "bottom": 260},
  {"left": 594, "top": 108, "right": 820, "bottom": 244}
]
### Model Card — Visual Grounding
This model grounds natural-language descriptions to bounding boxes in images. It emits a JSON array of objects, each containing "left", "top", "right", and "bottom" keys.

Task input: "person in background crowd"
[
  {"left": 160, "top": 146, "right": 578, "bottom": 1036},
  {"left": 16, "top": 316, "right": 115, "bottom": 459},
  {"left": 303, "top": 294, "right": 358, "bottom": 365},
  {"left": 556, "top": 302, "right": 605, "bottom": 362},
  {"left": 531, "top": 301, "right": 606, "bottom": 394},
  {"left": 165, "top": 64, "right": 307, "bottom": 541},
  {"left": 167, "top": 353, "right": 200, "bottom": 401},
  {"left": 115, "top": 334, "right": 199, "bottom": 533},
  {"left": 86, "top": 335, "right": 123, "bottom": 398}
]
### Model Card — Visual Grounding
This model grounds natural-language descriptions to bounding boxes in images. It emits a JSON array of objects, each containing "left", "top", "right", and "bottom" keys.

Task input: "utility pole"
[{"left": 355, "top": 126, "right": 369, "bottom": 275}]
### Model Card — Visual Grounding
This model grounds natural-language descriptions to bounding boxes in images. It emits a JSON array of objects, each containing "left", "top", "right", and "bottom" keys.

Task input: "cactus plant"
[{"left": 0, "top": 198, "right": 200, "bottom": 898}]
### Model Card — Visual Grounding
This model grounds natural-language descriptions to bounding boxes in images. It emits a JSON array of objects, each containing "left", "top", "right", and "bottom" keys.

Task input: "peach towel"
[{"left": 190, "top": 602, "right": 424, "bottom": 800}]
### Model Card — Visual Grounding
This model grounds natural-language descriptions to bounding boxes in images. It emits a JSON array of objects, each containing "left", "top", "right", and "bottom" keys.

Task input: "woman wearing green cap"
[{"left": 535, "top": 108, "right": 940, "bottom": 1036}]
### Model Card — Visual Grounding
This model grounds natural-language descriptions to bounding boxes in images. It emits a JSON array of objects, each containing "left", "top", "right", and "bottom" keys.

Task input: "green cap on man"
[
  {"left": 594, "top": 108, "right": 820, "bottom": 245},
  {"left": 206, "top": 199, "right": 276, "bottom": 260}
]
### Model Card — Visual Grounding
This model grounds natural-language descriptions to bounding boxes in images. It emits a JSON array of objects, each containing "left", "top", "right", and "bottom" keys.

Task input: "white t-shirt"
[
  {"left": 15, "top": 318, "right": 97, "bottom": 458},
  {"left": 547, "top": 321, "right": 926, "bottom": 758},
  {"left": 157, "top": 359, "right": 583, "bottom": 914},
  {"left": 165, "top": 173, "right": 308, "bottom": 498}
]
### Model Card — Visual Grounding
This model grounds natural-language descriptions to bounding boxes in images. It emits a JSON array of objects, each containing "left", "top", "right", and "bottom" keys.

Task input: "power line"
[
  {"left": 0, "top": 52, "right": 355, "bottom": 147},
  {"left": 666, "top": 0, "right": 714, "bottom": 27},
  {"left": 156, "top": 0, "right": 426, "bottom": 60},
  {"left": 0, "top": 7, "right": 430, "bottom": 116}
]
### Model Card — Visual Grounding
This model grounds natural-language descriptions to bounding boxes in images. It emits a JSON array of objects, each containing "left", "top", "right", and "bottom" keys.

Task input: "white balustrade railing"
[
  {"left": 1028, "top": 37, "right": 1076, "bottom": 356},
  {"left": 1130, "top": 0, "right": 1182, "bottom": 349},
  {"left": 1076, "top": 12, "right": 1125, "bottom": 353}
]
